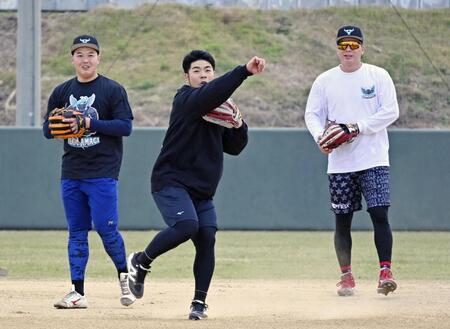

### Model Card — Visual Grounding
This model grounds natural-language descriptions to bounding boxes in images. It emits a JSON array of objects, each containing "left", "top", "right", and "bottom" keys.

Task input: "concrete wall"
[{"left": 0, "top": 127, "right": 449, "bottom": 230}]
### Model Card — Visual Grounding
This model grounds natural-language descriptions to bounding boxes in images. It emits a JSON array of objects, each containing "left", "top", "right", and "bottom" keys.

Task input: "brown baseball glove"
[{"left": 48, "top": 108, "right": 86, "bottom": 139}]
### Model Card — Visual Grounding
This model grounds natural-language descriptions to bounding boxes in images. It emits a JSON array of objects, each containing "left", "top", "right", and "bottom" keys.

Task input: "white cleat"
[
  {"left": 54, "top": 289, "right": 88, "bottom": 309},
  {"left": 119, "top": 272, "right": 136, "bottom": 306}
]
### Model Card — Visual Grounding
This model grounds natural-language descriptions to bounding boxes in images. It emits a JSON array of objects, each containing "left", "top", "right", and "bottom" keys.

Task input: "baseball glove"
[
  {"left": 48, "top": 107, "right": 86, "bottom": 139},
  {"left": 202, "top": 98, "right": 243, "bottom": 129},
  {"left": 318, "top": 122, "right": 360, "bottom": 149}
]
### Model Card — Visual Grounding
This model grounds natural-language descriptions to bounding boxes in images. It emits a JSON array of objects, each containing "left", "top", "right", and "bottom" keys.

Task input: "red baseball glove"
[
  {"left": 202, "top": 98, "right": 243, "bottom": 129},
  {"left": 318, "top": 122, "right": 360, "bottom": 149}
]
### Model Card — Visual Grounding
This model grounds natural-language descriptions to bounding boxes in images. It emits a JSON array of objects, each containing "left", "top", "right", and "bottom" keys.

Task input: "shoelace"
[
  {"left": 337, "top": 273, "right": 354, "bottom": 287},
  {"left": 62, "top": 291, "right": 82, "bottom": 306},
  {"left": 380, "top": 269, "right": 393, "bottom": 280},
  {"left": 191, "top": 300, "right": 208, "bottom": 313},
  {"left": 136, "top": 264, "right": 151, "bottom": 281},
  {"left": 120, "top": 276, "right": 132, "bottom": 294},
  {"left": 129, "top": 256, "right": 151, "bottom": 283},
  {"left": 66, "top": 290, "right": 80, "bottom": 298}
]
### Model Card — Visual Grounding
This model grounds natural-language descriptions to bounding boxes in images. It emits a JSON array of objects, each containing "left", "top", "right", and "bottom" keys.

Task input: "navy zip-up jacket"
[{"left": 151, "top": 65, "right": 251, "bottom": 199}]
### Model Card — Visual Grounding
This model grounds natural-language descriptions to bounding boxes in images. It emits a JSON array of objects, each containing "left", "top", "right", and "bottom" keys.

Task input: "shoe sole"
[
  {"left": 120, "top": 295, "right": 136, "bottom": 306},
  {"left": 127, "top": 253, "right": 144, "bottom": 299},
  {"left": 377, "top": 280, "right": 397, "bottom": 296},
  {"left": 337, "top": 287, "right": 354, "bottom": 296},
  {"left": 189, "top": 313, "right": 207, "bottom": 320},
  {"left": 54, "top": 303, "right": 88, "bottom": 309}
]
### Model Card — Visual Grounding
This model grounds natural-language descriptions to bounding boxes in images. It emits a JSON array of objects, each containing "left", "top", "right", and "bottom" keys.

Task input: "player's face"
[
  {"left": 72, "top": 47, "right": 100, "bottom": 82},
  {"left": 185, "top": 60, "right": 215, "bottom": 88},
  {"left": 336, "top": 38, "right": 364, "bottom": 72}
]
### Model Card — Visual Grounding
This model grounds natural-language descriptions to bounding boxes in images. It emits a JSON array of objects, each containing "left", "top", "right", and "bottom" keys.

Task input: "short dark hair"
[{"left": 182, "top": 50, "right": 215, "bottom": 73}]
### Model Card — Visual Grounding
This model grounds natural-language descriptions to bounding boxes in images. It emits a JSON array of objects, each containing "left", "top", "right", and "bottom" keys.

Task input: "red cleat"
[
  {"left": 377, "top": 268, "right": 397, "bottom": 296},
  {"left": 336, "top": 272, "right": 355, "bottom": 296}
]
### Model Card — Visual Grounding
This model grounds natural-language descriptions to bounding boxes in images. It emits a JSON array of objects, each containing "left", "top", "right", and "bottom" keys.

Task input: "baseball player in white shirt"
[{"left": 305, "top": 25, "right": 399, "bottom": 297}]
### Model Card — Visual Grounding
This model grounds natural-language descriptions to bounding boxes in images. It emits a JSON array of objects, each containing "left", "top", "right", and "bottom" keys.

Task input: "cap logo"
[
  {"left": 79, "top": 38, "right": 91, "bottom": 43},
  {"left": 344, "top": 28, "right": 354, "bottom": 35}
]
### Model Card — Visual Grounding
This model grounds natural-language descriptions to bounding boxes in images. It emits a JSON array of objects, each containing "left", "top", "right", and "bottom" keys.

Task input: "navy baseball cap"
[
  {"left": 336, "top": 25, "right": 364, "bottom": 44},
  {"left": 71, "top": 35, "right": 100, "bottom": 54}
]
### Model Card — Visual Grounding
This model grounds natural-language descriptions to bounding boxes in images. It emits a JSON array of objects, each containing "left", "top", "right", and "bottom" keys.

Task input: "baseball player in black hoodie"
[{"left": 127, "top": 50, "right": 266, "bottom": 320}]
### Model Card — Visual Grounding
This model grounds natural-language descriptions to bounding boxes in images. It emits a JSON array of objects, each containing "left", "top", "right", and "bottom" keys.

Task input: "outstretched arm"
[
  {"left": 246, "top": 56, "right": 266, "bottom": 75},
  {"left": 181, "top": 56, "right": 267, "bottom": 118}
]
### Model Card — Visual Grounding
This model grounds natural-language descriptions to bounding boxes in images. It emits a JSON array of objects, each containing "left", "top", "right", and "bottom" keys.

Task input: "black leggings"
[
  {"left": 368, "top": 206, "right": 393, "bottom": 263},
  {"left": 141, "top": 221, "right": 217, "bottom": 301},
  {"left": 143, "top": 220, "right": 199, "bottom": 262},
  {"left": 192, "top": 226, "right": 217, "bottom": 300},
  {"left": 334, "top": 206, "right": 392, "bottom": 268}
]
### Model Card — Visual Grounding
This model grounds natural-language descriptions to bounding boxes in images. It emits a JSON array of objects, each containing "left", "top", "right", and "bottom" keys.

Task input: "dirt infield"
[{"left": 1, "top": 279, "right": 449, "bottom": 329}]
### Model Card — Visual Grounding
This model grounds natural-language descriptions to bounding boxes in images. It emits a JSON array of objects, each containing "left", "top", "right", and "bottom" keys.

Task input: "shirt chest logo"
[
  {"left": 361, "top": 85, "right": 376, "bottom": 99},
  {"left": 67, "top": 94, "right": 100, "bottom": 148}
]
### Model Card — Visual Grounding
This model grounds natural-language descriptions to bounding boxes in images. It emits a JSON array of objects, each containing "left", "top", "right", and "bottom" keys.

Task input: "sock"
[
  {"left": 72, "top": 280, "right": 84, "bottom": 296},
  {"left": 380, "top": 261, "right": 391, "bottom": 269},
  {"left": 341, "top": 265, "right": 352, "bottom": 274},
  {"left": 137, "top": 250, "right": 154, "bottom": 266},
  {"left": 193, "top": 290, "right": 207, "bottom": 303},
  {"left": 117, "top": 267, "right": 128, "bottom": 279}
]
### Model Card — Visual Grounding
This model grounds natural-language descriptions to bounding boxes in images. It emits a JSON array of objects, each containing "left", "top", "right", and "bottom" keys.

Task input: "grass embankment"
[{"left": 0, "top": 5, "right": 449, "bottom": 127}]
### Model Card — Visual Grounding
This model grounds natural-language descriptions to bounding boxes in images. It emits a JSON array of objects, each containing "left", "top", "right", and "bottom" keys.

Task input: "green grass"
[{"left": 0, "top": 231, "right": 449, "bottom": 281}]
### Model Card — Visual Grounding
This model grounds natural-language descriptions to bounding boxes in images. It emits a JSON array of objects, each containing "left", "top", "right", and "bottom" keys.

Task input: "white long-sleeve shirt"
[{"left": 305, "top": 63, "right": 399, "bottom": 174}]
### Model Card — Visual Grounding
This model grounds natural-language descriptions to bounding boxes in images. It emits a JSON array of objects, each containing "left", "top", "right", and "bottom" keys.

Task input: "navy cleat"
[
  {"left": 127, "top": 252, "right": 151, "bottom": 299},
  {"left": 189, "top": 300, "right": 208, "bottom": 320}
]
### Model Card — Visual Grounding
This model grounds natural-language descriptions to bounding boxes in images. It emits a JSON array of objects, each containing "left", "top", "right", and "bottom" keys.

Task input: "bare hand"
[
  {"left": 318, "top": 144, "right": 332, "bottom": 154},
  {"left": 246, "top": 56, "right": 266, "bottom": 75}
]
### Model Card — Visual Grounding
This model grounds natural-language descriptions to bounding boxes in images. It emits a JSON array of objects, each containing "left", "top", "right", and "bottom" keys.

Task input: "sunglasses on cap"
[{"left": 337, "top": 41, "right": 361, "bottom": 50}]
